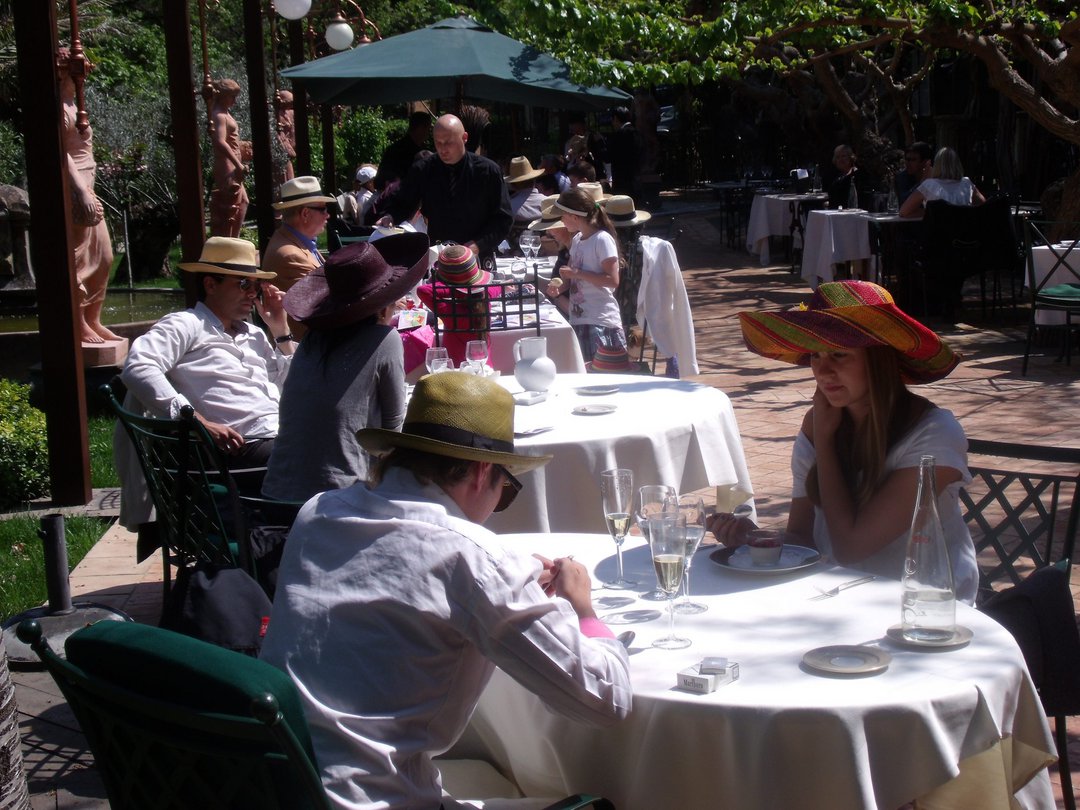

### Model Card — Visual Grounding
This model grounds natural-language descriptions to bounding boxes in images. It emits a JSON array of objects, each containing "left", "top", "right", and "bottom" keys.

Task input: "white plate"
[
  {"left": 886, "top": 624, "right": 974, "bottom": 650},
  {"left": 577, "top": 385, "right": 619, "bottom": 396},
  {"left": 572, "top": 404, "right": 617, "bottom": 416},
  {"left": 802, "top": 645, "right": 891, "bottom": 676},
  {"left": 709, "top": 544, "right": 820, "bottom": 574}
]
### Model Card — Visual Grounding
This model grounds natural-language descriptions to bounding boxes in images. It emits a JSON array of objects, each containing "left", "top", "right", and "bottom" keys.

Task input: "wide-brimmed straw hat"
[
  {"left": 605, "top": 195, "right": 652, "bottom": 228},
  {"left": 283, "top": 233, "right": 430, "bottom": 330},
  {"left": 357, "top": 371, "right": 552, "bottom": 475},
  {"left": 272, "top": 175, "right": 336, "bottom": 210},
  {"left": 435, "top": 243, "right": 491, "bottom": 286},
  {"left": 738, "top": 280, "right": 959, "bottom": 385},
  {"left": 528, "top": 195, "right": 565, "bottom": 232},
  {"left": 178, "top": 237, "right": 275, "bottom": 279},
  {"left": 577, "top": 182, "right": 610, "bottom": 202},
  {"left": 504, "top": 156, "right": 545, "bottom": 185}
]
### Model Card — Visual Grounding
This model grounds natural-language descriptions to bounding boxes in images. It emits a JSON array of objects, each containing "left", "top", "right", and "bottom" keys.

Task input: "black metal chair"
[
  {"left": 1022, "top": 219, "right": 1080, "bottom": 374},
  {"left": 424, "top": 279, "right": 542, "bottom": 367},
  {"left": 962, "top": 439, "right": 1080, "bottom": 809}
]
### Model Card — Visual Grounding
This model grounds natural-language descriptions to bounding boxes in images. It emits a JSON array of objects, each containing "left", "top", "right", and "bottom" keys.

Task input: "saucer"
[
  {"left": 802, "top": 645, "right": 891, "bottom": 677},
  {"left": 572, "top": 404, "right": 617, "bottom": 416},
  {"left": 577, "top": 385, "right": 620, "bottom": 396},
  {"left": 886, "top": 624, "right": 973, "bottom": 650}
]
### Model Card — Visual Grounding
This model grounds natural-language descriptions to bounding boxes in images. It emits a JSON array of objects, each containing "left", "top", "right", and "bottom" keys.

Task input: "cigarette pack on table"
[{"left": 677, "top": 660, "right": 740, "bottom": 694}]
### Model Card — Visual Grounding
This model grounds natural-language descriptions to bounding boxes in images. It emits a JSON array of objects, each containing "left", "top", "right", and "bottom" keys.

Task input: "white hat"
[
  {"left": 356, "top": 166, "right": 377, "bottom": 184},
  {"left": 273, "top": 176, "right": 336, "bottom": 210}
]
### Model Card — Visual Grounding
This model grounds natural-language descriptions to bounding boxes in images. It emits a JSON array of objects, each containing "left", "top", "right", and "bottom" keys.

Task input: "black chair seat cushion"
[
  {"left": 64, "top": 621, "right": 315, "bottom": 758},
  {"left": 980, "top": 565, "right": 1080, "bottom": 716}
]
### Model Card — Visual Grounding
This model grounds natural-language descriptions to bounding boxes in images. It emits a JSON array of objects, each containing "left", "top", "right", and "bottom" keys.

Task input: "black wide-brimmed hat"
[{"left": 283, "top": 233, "right": 430, "bottom": 330}]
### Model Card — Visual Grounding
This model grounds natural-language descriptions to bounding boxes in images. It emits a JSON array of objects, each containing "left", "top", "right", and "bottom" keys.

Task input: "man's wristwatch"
[{"left": 275, "top": 333, "right": 295, "bottom": 345}]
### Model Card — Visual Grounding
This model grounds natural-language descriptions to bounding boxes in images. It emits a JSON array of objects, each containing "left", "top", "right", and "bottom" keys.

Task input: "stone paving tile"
[{"left": 15, "top": 204, "right": 1080, "bottom": 808}]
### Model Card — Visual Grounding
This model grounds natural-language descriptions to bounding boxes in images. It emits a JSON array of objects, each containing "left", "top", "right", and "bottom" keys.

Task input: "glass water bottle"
[{"left": 900, "top": 455, "right": 957, "bottom": 642}]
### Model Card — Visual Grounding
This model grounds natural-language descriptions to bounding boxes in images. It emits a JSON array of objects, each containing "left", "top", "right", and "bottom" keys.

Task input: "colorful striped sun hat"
[
  {"left": 435, "top": 243, "right": 491, "bottom": 286},
  {"left": 737, "top": 280, "right": 958, "bottom": 385}
]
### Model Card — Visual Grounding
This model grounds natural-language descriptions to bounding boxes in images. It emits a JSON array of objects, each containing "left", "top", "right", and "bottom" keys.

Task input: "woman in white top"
[
  {"left": 899, "top": 147, "right": 986, "bottom": 217},
  {"left": 709, "top": 281, "right": 979, "bottom": 603}
]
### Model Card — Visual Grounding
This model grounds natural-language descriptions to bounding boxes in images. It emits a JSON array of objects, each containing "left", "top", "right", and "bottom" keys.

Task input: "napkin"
[{"left": 790, "top": 168, "right": 809, "bottom": 180}]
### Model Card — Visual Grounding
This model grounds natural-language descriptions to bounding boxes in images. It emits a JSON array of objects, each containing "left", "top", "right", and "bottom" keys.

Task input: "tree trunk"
[{"left": 0, "top": 643, "right": 30, "bottom": 810}]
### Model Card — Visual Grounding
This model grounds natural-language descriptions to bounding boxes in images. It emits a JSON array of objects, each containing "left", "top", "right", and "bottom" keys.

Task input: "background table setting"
[
  {"left": 453, "top": 531, "right": 1057, "bottom": 810},
  {"left": 1027, "top": 240, "right": 1080, "bottom": 326},
  {"left": 484, "top": 374, "right": 754, "bottom": 534},
  {"left": 746, "top": 192, "right": 828, "bottom": 264},
  {"left": 801, "top": 207, "right": 875, "bottom": 289}
]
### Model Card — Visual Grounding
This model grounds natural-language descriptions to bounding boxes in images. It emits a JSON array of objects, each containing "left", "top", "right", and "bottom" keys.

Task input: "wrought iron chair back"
[{"left": 1022, "top": 219, "right": 1080, "bottom": 373}]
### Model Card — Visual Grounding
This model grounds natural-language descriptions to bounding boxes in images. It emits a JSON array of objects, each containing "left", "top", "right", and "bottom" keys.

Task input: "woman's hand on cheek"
[{"left": 812, "top": 386, "right": 843, "bottom": 441}]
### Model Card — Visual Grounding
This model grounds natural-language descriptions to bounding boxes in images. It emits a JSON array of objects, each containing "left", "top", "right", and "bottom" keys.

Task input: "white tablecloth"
[
  {"left": 746, "top": 193, "right": 826, "bottom": 264},
  {"left": 801, "top": 208, "right": 874, "bottom": 289},
  {"left": 456, "top": 533, "right": 1057, "bottom": 810},
  {"left": 485, "top": 374, "right": 754, "bottom": 534},
  {"left": 1027, "top": 243, "right": 1080, "bottom": 326}
]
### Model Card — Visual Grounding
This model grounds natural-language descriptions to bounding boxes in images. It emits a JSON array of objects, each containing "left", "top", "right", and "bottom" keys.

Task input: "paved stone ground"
[{"left": 13, "top": 199, "right": 1080, "bottom": 807}]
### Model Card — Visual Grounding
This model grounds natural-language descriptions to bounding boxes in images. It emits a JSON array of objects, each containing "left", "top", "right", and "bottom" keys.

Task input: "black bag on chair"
[{"left": 161, "top": 564, "right": 273, "bottom": 657}]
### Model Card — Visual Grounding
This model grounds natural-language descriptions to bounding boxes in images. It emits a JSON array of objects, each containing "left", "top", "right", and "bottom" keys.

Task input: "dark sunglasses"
[
  {"left": 494, "top": 464, "right": 523, "bottom": 512},
  {"left": 236, "top": 278, "right": 263, "bottom": 293},
  {"left": 305, "top": 205, "right": 329, "bottom": 213}
]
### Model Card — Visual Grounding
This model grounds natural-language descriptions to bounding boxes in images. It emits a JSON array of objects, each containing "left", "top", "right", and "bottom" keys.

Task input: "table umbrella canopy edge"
[{"left": 280, "top": 16, "right": 631, "bottom": 110}]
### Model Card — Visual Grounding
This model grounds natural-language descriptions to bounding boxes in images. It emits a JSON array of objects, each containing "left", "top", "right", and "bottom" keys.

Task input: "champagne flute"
[
  {"left": 666, "top": 494, "right": 708, "bottom": 615},
  {"left": 600, "top": 468, "right": 636, "bottom": 589},
  {"left": 465, "top": 339, "right": 489, "bottom": 373},
  {"left": 637, "top": 484, "right": 675, "bottom": 601},
  {"left": 425, "top": 347, "right": 449, "bottom": 374},
  {"left": 647, "top": 513, "right": 691, "bottom": 649}
]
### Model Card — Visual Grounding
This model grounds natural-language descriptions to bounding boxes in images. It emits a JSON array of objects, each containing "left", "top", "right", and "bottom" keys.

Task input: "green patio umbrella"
[{"left": 280, "top": 16, "right": 630, "bottom": 110}]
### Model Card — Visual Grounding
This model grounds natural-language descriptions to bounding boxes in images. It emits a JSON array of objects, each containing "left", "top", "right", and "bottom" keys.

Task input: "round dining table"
[
  {"left": 451, "top": 533, "right": 1057, "bottom": 810},
  {"left": 485, "top": 374, "right": 755, "bottom": 534},
  {"left": 801, "top": 207, "right": 874, "bottom": 289}
]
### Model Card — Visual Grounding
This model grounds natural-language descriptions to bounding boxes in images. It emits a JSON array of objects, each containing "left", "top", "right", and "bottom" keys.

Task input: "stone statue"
[
  {"left": 208, "top": 79, "right": 249, "bottom": 238},
  {"left": 58, "top": 47, "right": 122, "bottom": 344},
  {"left": 274, "top": 90, "right": 296, "bottom": 188}
]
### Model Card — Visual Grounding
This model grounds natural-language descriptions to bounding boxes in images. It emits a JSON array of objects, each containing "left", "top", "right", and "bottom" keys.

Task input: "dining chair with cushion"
[
  {"left": 1022, "top": 219, "right": 1080, "bottom": 374},
  {"left": 101, "top": 380, "right": 251, "bottom": 615},
  {"left": 16, "top": 619, "right": 616, "bottom": 810}
]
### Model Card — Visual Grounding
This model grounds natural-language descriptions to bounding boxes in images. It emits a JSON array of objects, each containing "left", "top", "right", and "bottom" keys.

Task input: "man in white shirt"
[
  {"left": 261, "top": 372, "right": 632, "bottom": 810},
  {"left": 121, "top": 237, "right": 294, "bottom": 469}
]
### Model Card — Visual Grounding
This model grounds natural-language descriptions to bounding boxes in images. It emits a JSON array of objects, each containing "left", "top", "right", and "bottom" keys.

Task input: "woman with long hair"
[{"left": 710, "top": 281, "right": 978, "bottom": 603}]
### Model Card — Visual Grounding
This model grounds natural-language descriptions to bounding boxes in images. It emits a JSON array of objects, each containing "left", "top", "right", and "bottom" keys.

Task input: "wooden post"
[
  {"left": 162, "top": 0, "right": 206, "bottom": 308},
  {"left": 287, "top": 20, "right": 311, "bottom": 177},
  {"left": 321, "top": 105, "right": 336, "bottom": 196},
  {"left": 243, "top": 0, "right": 275, "bottom": 251},
  {"left": 13, "top": 0, "right": 90, "bottom": 505}
]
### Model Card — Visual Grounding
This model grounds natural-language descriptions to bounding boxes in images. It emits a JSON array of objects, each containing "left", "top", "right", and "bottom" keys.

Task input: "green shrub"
[
  {"left": 0, "top": 381, "right": 48, "bottom": 510},
  {"left": 0, "top": 120, "right": 25, "bottom": 187}
]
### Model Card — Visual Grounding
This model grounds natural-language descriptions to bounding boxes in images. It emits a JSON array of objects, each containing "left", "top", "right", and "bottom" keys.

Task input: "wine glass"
[
  {"left": 465, "top": 339, "right": 489, "bottom": 373},
  {"left": 637, "top": 484, "right": 675, "bottom": 601},
  {"left": 665, "top": 494, "right": 708, "bottom": 615},
  {"left": 600, "top": 468, "right": 636, "bottom": 589},
  {"left": 518, "top": 232, "right": 536, "bottom": 258},
  {"left": 647, "top": 513, "right": 691, "bottom": 649},
  {"left": 425, "top": 347, "right": 449, "bottom": 374}
]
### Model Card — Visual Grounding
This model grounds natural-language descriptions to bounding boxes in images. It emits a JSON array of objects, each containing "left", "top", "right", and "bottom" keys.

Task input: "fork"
[{"left": 809, "top": 575, "right": 877, "bottom": 600}]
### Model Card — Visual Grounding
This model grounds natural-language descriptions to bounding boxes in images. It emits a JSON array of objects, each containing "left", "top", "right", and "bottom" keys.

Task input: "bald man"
[{"left": 383, "top": 114, "right": 511, "bottom": 269}]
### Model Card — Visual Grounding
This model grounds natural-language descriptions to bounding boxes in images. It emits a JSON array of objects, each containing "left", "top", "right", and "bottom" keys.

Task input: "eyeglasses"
[
  {"left": 305, "top": 205, "right": 329, "bottom": 213},
  {"left": 236, "top": 278, "right": 263, "bottom": 293},
  {"left": 493, "top": 464, "right": 523, "bottom": 512}
]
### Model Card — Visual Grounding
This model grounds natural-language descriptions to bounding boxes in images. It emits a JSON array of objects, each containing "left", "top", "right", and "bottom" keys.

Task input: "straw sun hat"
[
  {"left": 356, "top": 371, "right": 552, "bottom": 475},
  {"left": 434, "top": 244, "right": 491, "bottom": 286},
  {"left": 504, "top": 156, "right": 546, "bottom": 185},
  {"left": 272, "top": 175, "right": 336, "bottom": 210},
  {"left": 738, "top": 280, "right": 959, "bottom": 385},
  {"left": 178, "top": 236, "right": 276, "bottom": 279},
  {"left": 528, "top": 195, "right": 565, "bottom": 232},
  {"left": 604, "top": 195, "right": 652, "bottom": 228}
]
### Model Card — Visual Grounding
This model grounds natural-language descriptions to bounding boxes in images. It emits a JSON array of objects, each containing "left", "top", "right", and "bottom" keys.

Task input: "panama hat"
[
  {"left": 577, "top": 182, "right": 610, "bottom": 202},
  {"left": 435, "top": 243, "right": 491, "bottom": 286},
  {"left": 605, "top": 195, "right": 652, "bottom": 228},
  {"left": 357, "top": 372, "right": 552, "bottom": 475},
  {"left": 738, "top": 280, "right": 959, "bottom": 385},
  {"left": 272, "top": 175, "right": 336, "bottom": 210},
  {"left": 178, "top": 237, "right": 275, "bottom": 279},
  {"left": 528, "top": 195, "right": 566, "bottom": 232},
  {"left": 284, "top": 233, "right": 429, "bottom": 330},
  {"left": 504, "top": 156, "right": 545, "bottom": 185}
]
